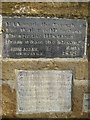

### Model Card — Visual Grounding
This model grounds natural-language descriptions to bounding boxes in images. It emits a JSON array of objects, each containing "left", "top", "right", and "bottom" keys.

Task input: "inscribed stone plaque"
[
  {"left": 17, "top": 70, "right": 72, "bottom": 114},
  {"left": 83, "top": 93, "right": 90, "bottom": 112},
  {"left": 2, "top": 17, "right": 87, "bottom": 58}
]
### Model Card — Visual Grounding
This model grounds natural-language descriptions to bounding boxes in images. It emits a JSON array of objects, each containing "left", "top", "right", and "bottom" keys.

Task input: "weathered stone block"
[
  {"left": 2, "top": 3, "right": 88, "bottom": 19},
  {"left": 2, "top": 58, "right": 88, "bottom": 80}
]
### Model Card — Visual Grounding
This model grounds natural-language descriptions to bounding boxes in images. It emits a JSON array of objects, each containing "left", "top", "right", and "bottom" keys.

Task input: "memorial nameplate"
[
  {"left": 17, "top": 70, "right": 72, "bottom": 113},
  {"left": 2, "top": 17, "right": 87, "bottom": 58},
  {"left": 82, "top": 93, "right": 90, "bottom": 112}
]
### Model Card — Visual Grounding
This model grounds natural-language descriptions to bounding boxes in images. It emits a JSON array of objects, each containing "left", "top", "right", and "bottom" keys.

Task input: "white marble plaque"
[{"left": 17, "top": 70, "right": 73, "bottom": 114}]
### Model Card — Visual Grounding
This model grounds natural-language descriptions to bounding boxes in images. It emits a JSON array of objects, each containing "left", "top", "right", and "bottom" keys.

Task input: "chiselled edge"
[
  {"left": 84, "top": 19, "right": 88, "bottom": 58},
  {"left": 2, "top": 58, "right": 88, "bottom": 62},
  {"left": 15, "top": 69, "right": 19, "bottom": 115},
  {"left": 0, "top": 15, "right": 2, "bottom": 58}
]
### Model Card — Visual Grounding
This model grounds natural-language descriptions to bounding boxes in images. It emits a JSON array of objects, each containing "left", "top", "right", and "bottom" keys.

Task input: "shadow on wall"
[{"left": 88, "top": 35, "right": 90, "bottom": 80}]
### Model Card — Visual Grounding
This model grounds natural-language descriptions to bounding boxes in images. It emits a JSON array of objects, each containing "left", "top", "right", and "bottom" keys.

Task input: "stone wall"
[{"left": 1, "top": 2, "right": 90, "bottom": 119}]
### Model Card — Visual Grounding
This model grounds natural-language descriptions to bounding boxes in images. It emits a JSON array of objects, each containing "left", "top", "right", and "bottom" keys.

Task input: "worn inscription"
[
  {"left": 17, "top": 70, "right": 72, "bottom": 113},
  {"left": 2, "top": 17, "right": 87, "bottom": 58}
]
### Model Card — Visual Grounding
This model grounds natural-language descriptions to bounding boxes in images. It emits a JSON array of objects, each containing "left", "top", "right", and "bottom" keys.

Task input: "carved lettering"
[{"left": 2, "top": 17, "right": 87, "bottom": 58}]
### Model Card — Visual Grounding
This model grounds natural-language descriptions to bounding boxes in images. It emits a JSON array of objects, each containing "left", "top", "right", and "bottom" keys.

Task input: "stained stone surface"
[
  {"left": 2, "top": 17, "right": 87, "bottom": 58},
  {"left": 82, "top": 93, "right": 90, "bottom": 112},
  {"left": 17, "top": 70, "right": 72, "bottom": 114}
]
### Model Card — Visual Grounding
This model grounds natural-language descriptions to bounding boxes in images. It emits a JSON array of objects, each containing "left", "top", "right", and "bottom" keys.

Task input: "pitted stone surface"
[
  {"left": 17, "top": 70, "right": 72, "bottom": 114},
  {"left": 2, "top": 17, "right": 87, "bottom": 58}
]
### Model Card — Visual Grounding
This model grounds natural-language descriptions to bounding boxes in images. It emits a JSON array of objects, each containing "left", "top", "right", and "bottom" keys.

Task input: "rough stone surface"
[
  {"left": 2, "top": 3, "right": 88, "bottom": 19},
  {"left": 89, "top": 62, "right": 90, "bottom": 80},
  {"left": 2, "top": 59, "right": 88, "bottom": 80},
  {"left": 2, "top": 84, "right": 16, "bottom": 118},
  {"left": 73, "top": 82, "right": 89, "bottom": 118}
]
